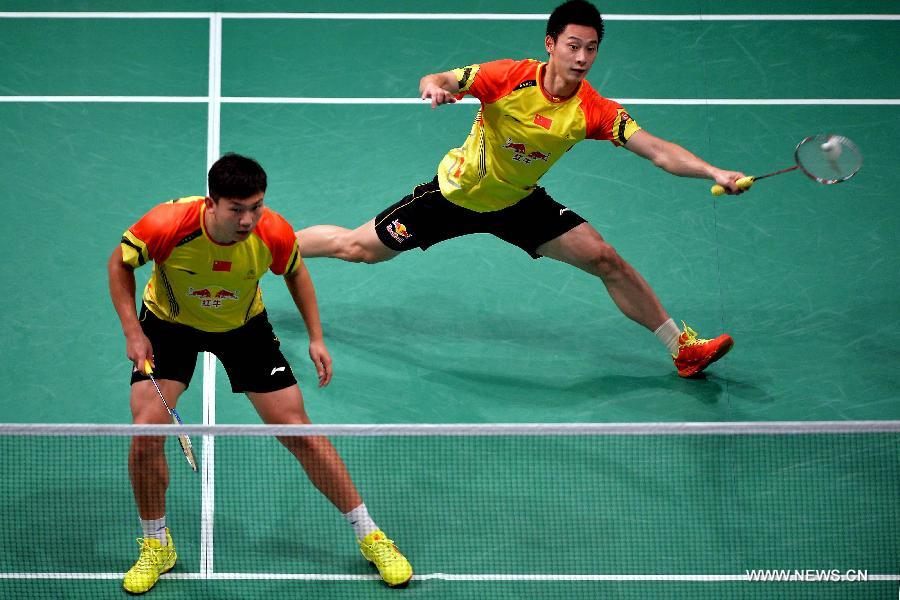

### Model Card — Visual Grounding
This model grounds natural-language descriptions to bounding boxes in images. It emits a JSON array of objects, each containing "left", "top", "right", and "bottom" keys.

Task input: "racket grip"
[
  {"left": 711, "top": 176, "right": 754, "bottom": 196},
  {"left": 143, "top": 359, "right": 154, "bottom": 375}
]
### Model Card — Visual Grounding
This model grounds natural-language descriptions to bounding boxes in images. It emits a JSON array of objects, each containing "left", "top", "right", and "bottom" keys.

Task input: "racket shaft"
[
  {"left": 753, "top": 164, "right": 799, "bottom": 181},
  {"left": 169, "top": 406, "right": 185, "bottom": 425}
]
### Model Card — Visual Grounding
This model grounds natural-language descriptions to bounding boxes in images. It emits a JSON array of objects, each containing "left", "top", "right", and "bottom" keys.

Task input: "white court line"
[
  {"left": 1, "top": 12, "right": 899, "bottom": 20},
  {"left": 0, "top": 96, "right": 208, "bottom": 103},
  {"left": 1, "top": 96, "right": 898, "bottom": 105},
  {"left": 1, "top": 572, "right": 897, "bottom": 581},
  {"left": 221, "top": 97, "right": 900, "bottom": 106}
]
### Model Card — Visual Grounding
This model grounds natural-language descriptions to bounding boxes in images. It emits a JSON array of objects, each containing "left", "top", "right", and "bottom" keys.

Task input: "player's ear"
[
  {"left": 204, "top": 196, "right": 216, "bottom": 209},
  {"left": 545, "top": 35, "right": 555, "bottom": 54}
]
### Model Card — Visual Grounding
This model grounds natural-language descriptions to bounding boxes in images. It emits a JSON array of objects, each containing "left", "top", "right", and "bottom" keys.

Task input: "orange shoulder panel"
[
  {"left": 469, "top": 59, "right": 541, "bottom": 104},
  {"left": 253, "top": 208, "right": 299, "bottom": 275},
  {"left": 577, "top": 82, "right": 623, "bottom": 141},
  {"left": 129, "top": 198, "right": 204, "bottom": 264}
]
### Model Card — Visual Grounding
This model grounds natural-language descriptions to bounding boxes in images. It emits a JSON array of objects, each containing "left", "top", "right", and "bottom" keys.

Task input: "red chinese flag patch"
[
  {"left": 534, "top": 114, "right": 552, "bottom": 130},
  {"left": 212, "top": 260, "right": 232, "bottom": 272}
]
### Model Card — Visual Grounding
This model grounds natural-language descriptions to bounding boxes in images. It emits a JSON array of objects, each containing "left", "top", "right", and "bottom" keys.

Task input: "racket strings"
[{"left": 795, "top": 135, "right": 862, "bottom": 183}]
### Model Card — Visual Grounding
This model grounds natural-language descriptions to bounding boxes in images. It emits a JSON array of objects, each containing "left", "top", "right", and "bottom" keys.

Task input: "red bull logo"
[
  {"left": 187, "top": 287, "right": 239, "bottom": 308},
  {"left": 386, "top": 219, "right": 412, "bottom": 244},
  {"left": 502, "top": 138, "right": 550, "bottom": 164}
]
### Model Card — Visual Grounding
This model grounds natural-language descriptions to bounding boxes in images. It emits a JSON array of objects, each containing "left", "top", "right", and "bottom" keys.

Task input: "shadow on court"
[{"left": 267, "top": 300, "right": 776, "bottom": 421}]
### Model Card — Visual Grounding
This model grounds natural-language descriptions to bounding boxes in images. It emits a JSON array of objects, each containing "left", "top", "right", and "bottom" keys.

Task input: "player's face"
[
  {"left": 205, "top": 192, "right": 265, "bottom": 243},
  {"left": 546, "top": 24, "right": 599, "bottom": 84}
]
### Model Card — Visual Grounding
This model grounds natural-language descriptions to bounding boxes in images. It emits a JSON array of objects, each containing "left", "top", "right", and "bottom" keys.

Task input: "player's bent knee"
[
  {"left": 277, "top": 433, "right": 328, "bottom": 456},
  {"left": 131, "top": 435, "right": 166, "bottom": 455},
  {"left": 586, "top": 244, "right": 625, "bottom": 276}
]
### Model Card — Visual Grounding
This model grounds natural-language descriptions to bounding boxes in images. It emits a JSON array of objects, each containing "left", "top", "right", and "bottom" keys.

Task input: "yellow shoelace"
[
  {"left": 133, "top": 538, "right": 168, "bottom": 570},
  {"left": 680, "top": 322, "right": 711, "bottom": 347},
  {"left": 368, "top": 538, "right": 403, "bottom": 565}
]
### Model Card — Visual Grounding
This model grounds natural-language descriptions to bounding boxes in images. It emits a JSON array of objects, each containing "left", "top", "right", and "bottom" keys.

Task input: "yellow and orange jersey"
[
  {"left": 120, "top": 196, "right": 301, "bottom": 332},
  {"left": 437, "top": 59, "right": 641, "bottom": 212}
]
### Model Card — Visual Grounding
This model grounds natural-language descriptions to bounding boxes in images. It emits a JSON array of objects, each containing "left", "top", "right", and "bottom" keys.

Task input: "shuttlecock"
[{"left": 820, "top": 136, "right": 843, "bottom": 160}]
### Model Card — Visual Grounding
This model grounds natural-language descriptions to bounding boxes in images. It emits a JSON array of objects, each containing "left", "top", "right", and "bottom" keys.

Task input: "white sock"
[
  {"left": 343, "top": 504, "right": 379, "bottom": 540},
  {"left": 654, "top": 318, "right": 681, "bottom": 355},
  {"left": 140, "top": 516, "right": 168, "bottom": 545}
]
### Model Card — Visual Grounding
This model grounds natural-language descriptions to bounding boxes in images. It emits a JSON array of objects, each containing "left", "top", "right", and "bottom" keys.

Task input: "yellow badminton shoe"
[
  {"left": 673, "top": 322, "right": 734, "bottom": 377},
  {"left": 123, "top": 529, "right": 177, "bottom": 594},
  {"left": 359, "top": 530, "right": 413, "bottom": 587}
]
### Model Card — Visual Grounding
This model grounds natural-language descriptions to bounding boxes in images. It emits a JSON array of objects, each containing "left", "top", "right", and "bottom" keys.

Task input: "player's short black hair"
[
  {"left": 207, "top": 153, "right": 267, "bottom": 201},
  {"left": 546, "top": 0, "right": 604, "bottom": 43}
]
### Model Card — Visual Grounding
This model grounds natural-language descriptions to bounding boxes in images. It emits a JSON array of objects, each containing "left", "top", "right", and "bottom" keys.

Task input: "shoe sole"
[
  {"left": 123, "top": 556, "right": 177, "bottom": 595},
  {"left": 387, "top": 575, "right": 412, "bottom": 589},
  {"left": 678, "top": 337, "right": 734, "bottom": 378},
  {"left": 365, "top": 557, "right": 413, "bottom": 588}
]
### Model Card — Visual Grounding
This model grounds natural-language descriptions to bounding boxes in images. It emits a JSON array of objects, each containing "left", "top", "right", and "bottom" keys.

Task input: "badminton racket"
[
  {"left": 711, "top": 134, "right": 862, "bottom": 196},
  {"left": 144, "top": 360, "right": 197, "bottom": 472}
]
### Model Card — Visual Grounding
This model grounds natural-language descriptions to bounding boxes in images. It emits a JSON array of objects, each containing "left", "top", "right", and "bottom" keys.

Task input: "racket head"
[
  {"left": 794, "top": 134, "right": 862, "bottom": 184},
  {"left": 169, "top": 409, "right": 198, "bottom": 471}
]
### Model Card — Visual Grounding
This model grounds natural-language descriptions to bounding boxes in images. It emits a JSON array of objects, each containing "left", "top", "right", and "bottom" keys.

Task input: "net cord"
[{"left": 2, "top": 421, "right": 898, "bottom": 436}]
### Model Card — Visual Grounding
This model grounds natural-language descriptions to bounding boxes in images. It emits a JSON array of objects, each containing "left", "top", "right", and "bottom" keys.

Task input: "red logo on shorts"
[{"left": 386, "top": 219, "right": 412, "bottom": 243}]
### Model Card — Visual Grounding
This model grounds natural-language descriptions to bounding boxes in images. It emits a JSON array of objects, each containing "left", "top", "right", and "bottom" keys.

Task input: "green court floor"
[{"left": 0, "top": 3, "right": 897, "bottom": 599}]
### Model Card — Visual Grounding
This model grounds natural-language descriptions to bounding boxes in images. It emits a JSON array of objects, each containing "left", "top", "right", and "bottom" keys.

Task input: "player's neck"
[{"left": 541, "top": 63, "right": 579, "bottom": 101}]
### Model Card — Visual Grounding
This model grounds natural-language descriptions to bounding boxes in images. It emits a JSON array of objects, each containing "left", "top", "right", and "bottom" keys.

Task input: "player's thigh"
[
  {"left": 536, "top": 222, "right": 615, "bottom": 271},
  {"left": 246, "top": 385, "right": 310, "bottom": 425},
  {"left": 131, "top": 379, "right": 187, "bottom": 424},
  {"left": 352, "top": 218, "right": 401, "bottom": 263}
]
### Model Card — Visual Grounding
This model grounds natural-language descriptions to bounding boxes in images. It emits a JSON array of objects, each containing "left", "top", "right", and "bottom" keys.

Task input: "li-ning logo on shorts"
[
  {"left": 501, "top": 138, "right": 550, "bottom": 164},
  {"left": 386, "top": 219, "right": 412, "bottom": 243}
]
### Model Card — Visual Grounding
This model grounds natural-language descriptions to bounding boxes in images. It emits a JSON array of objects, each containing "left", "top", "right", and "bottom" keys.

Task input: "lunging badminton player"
[
  {"left": 108, "top": 153, "right": 411, "bottom": 594},
  {"left": 297, "top": 0, "right": 745, "bottom": 377}
]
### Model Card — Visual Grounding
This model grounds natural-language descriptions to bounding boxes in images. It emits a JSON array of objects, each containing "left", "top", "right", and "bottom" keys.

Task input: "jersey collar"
[{"left": 537, "top": 62, "right": 582, "bottom": 103}]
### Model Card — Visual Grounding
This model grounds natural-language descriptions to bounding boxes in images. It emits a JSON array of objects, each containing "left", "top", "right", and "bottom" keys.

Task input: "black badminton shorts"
[
  {"left": 374, "top": 177, "right": 586, "bottom": 259},
  {"left": 130, "top": 304, "right": 298, "bottom": 393}
]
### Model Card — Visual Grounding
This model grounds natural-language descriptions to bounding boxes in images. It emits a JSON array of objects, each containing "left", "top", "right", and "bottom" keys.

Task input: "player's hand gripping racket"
[
  {"left": 711, "top": 134, "right": 862, "bottom": 196},
  {"left": 144, "top": 360, "right": 198, "bottom": 472}
]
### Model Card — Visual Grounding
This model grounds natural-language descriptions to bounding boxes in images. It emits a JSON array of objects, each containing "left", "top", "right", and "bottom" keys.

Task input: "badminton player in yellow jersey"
[
  {"left": 108, "top": 154, "right": 411, "bottom": 594},
  {"left": 298, "top": 0, "right": 745, "bottom": 377}
]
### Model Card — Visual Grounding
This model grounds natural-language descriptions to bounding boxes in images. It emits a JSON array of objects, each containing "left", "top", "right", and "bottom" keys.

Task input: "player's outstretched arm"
[
  {"left": 624, "top": 129, "right": 746, "bottom": 195},
  {"left": 419, "top": 70, "right": 460, "bottom": 109},
  {"left": 284, "top": 263, "right": 333, "bottom": 387}
]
